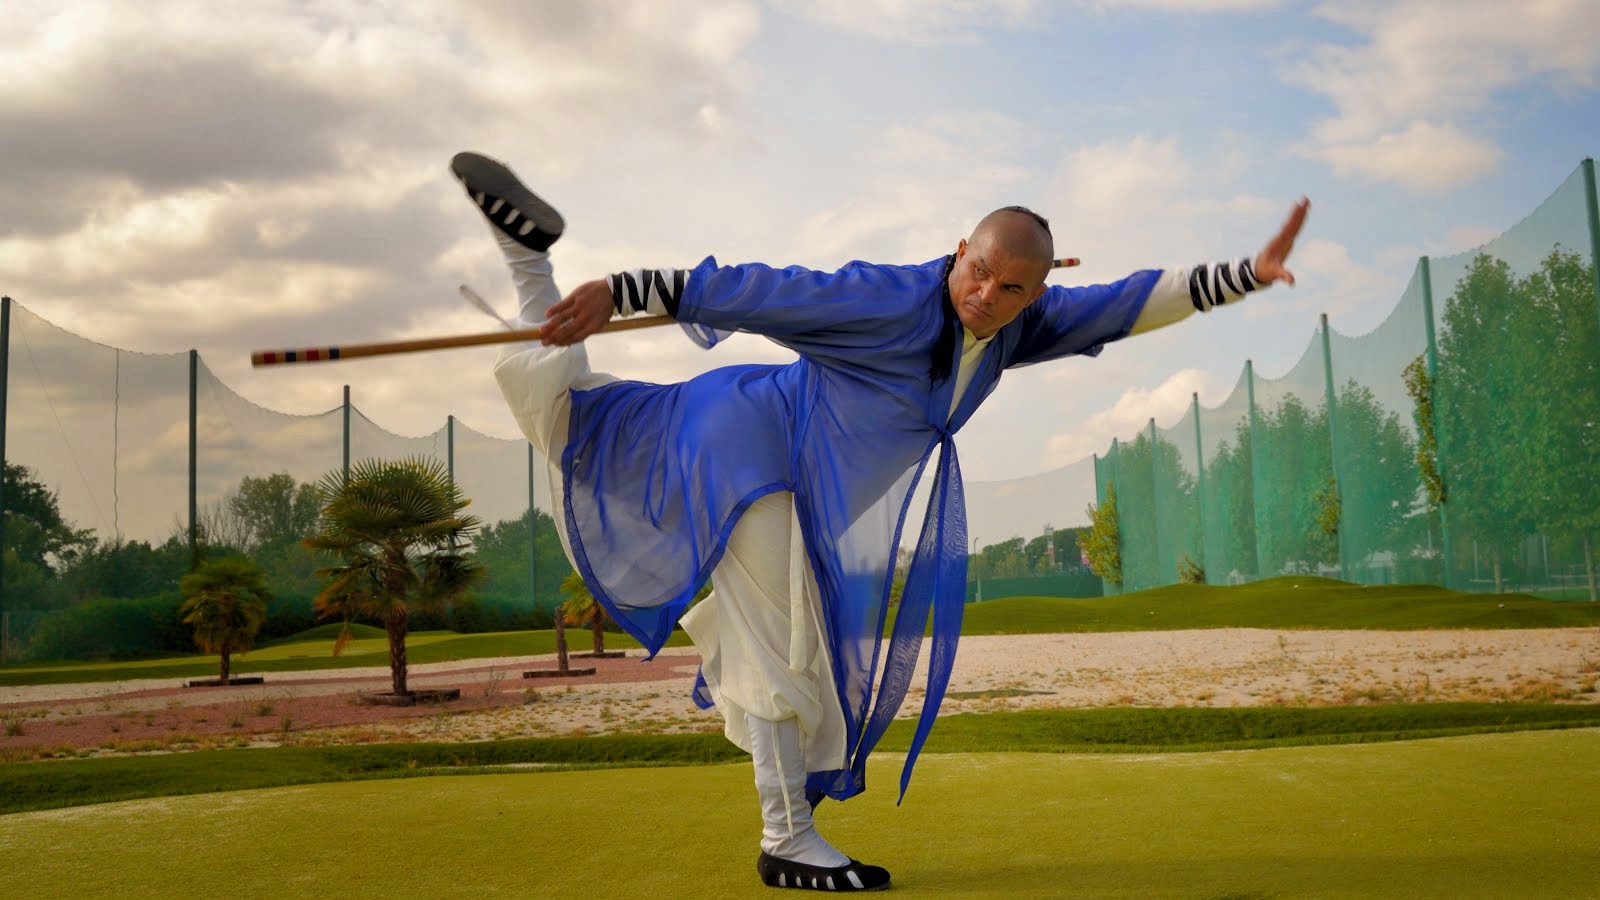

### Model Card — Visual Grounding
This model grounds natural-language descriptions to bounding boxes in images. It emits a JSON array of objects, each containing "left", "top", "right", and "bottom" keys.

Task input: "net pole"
[
  {"left": 1110, "top": 438, "right": 1122, "bottom": 595},
  {"left": 188, "top": 349, "right": 198, "bottom": 571},
  {"left": 0, "top": 297, "right": 10, "bottom": 662},
  {"left": 1320, "top": 313, "right": 1346, "bottom": 579},
  {"left": 1581, "top": 158, "right": 1600, "bottom": 601},
  {"left": 527, "top": 443, "right": 537, "bottom": 610},
  {"left": 1419, "top": 257, "right": 1452, "bottom": 588},
  {"left": 342, "top": 385, "right": 350, "bottom": 484},
  {"left": 1148, "top": 417, "right": 1164, "bottom": 585},
  {"left": 447, "top": 415, "right": 455, "bottom": 485},
  {"left": 1192, "top": 391, "right": 1206, "bottom": 581},
  {"left": 1246, "top": 359, "right": 1265, "bottom": 579}
]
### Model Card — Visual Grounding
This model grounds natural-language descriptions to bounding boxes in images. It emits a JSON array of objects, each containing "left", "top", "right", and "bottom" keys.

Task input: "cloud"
[
  {"left": 1087, "top": 0, "right": 1283, "bottom": 10},
  {"left": 1284, "top": 0, "right": 1600, "bottom": 191},
  {"left": 771, "top": 0, "right": 1043, "bottom": 42},
  {"left": 1042, "top": 367, "right": 1223, "bottom": 467}
]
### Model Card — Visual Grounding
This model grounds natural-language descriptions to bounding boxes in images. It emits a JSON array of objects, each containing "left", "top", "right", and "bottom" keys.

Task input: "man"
[{"left": 456, "top": 151, "right": 1307, "bottom": 892}]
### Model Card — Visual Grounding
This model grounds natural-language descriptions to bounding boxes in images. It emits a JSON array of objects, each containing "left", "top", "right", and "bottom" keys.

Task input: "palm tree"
[
  {"left": 560, "top": 570, "right": 614, "bottom": 656},
  {"left": 179, "top": 556, "right": 272, "bottom": 685},
  {"left": 305, "top": 457, "right": 484, "bottom": 698}
]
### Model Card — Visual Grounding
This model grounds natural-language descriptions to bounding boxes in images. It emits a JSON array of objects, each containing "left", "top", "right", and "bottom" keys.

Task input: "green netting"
[
  {"left": 1197, "top": 367, "right": 1257, "bottom": 583},
  {"left": 1154, "top": 401, "right": 1203, "bottom": 584},
  {"left": 1107, "top": 427, "right": 1162, "bottom": 592},
  {"left": 451, "top": 419, "right": 569, "bottom": 615},
  {"left": 1327, "top": 266, "right": 1435, "bottom": 586},
  {"left": 1251, "top": 327, "right": 1337, "bottom": 579},
  {"left": 1428, "top": 164, "right": 1599, "bottom": 596}
]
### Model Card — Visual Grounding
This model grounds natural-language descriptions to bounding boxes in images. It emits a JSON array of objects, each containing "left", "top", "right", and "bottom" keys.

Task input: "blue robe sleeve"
[
  {"left": 1006, "top": 269, "right": 1164, "bottom": 368},
  {"left": 674, "top": 256, "right": 936, "bottom": 354}
]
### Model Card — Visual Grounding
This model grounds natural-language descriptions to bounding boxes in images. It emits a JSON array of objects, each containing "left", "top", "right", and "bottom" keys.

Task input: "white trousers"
[{"left": 490, "top": 247, "right": 846, "bottom": 774}]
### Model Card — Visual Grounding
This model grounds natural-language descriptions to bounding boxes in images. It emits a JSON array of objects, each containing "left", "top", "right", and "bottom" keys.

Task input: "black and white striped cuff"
[
  {"left": 607, "top": 268, "right": 688, "bottom": 319},
  {"left": 1187, "top": 258, "right": 1261, "bottom": 312}
]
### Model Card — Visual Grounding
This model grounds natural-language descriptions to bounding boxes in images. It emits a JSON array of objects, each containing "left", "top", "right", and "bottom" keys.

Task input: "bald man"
[{"left": 455, "top": 151, "right": 1307, "bottom": 892}]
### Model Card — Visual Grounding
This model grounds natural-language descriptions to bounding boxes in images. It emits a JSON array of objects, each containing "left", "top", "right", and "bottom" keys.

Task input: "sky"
[{"left": 2, "top": 0, "right": 1598, "bottom": 538}]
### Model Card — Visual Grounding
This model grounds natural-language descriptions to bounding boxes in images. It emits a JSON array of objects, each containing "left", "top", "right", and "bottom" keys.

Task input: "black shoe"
[
  {"left": 450, "top": 151, "right": 565, "bottom": 252},
  {"left": 757, "top": 851, "right": 891, "bottom": 892}
]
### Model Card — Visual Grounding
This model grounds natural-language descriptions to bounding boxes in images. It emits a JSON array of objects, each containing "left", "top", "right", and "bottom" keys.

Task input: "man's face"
[{"left": 946, "top": 234, "right": 1048, "bottom": 339}]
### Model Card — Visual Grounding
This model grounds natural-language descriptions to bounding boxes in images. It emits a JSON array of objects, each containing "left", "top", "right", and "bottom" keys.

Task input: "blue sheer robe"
[{"left": 562, "top": 254, "right": 1160, "bottom": 802}]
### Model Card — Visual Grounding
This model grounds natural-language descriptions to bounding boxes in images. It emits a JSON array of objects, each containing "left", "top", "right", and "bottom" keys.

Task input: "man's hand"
[
  {"left": 542, "top": 279, "right": 614, "bottom": 346},
  {"left": 1253, "top": 197, "right": 1310, "bottom": 288}
]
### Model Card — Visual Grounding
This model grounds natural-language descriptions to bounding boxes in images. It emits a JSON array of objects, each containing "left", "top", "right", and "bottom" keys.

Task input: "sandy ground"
[{"left": 2, "top": 628, "right": 1597, "bottom": 759}]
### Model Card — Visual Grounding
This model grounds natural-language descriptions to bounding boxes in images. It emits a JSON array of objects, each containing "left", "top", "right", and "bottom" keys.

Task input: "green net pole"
[
  {"left": 188, "top": 349, "right": 198, "bottom": 571},
  {"left": 1319, "top": 313, "right": 1346, "bottom": 578},
  {"left": 1582, "top": 158, "right": 1600, "bottom": 600},
  {"left": 1147, "top": 417, "right": 1164, "bottom": 584},
  {"left": 447, "top": 415, "right": 455, "bottom": 485},
  {"left": 1584, "top": 157, "right": 1600, "bottom": 372},
  {"left": 1191, "top": 391, "right": 1206, "bottom": 580},
  {"left": 1419, "top": 257, "right": 1452, "bottom": 587},
  {"left": 1246, "top": 359, "right": 1265, "bottom": 579},
  {"left": 342, "top": 385, "right": 350, "bottom": 484},
  {"left": 527, "top": 443, "right": 537, "bottom": 609},
  {"left": 0, "top": 297, "right": 10, "bottom": 660}
]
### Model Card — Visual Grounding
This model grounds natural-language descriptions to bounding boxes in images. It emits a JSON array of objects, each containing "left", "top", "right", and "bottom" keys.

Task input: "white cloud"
[
  {"left": 772, "top": 0, "right": 1042, "bottom": 42},
  {"left": 1308, "top": 120, "right": 1503, "bottom": 191},
  {"left": 1088, "top": 0, "right": 1283, "bottom": 10},
  {"left": 1042, "top": 367, "right": 1223, "bottom": 467},
  {"left": 1285, "top": 0, "right": 1600, "bottom": 191}
]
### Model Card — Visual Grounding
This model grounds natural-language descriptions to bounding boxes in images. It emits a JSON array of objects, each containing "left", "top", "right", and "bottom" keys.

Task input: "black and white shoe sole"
[
  {"left": 450, "top": 151, "right": 565, "bottom": 252},
  {"left": 757, "top": 852, "right": 891, "bottom": 892}
]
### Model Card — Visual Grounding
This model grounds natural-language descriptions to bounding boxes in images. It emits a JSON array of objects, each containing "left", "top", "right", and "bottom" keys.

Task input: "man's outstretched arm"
[
  {"left": 1128, "top": 197, "right": 1308, "bottom": 336},
  {"left": 1009, "top": 198, "right": 1309, "bottom": 366}
]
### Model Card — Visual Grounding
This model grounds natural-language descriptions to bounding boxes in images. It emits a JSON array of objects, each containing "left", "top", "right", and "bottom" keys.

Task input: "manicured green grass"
[
  {"left": 5, "top": 704, "right": 1598, "bottom": 815},
  {"left": 3, "top": 729, "right": 1596, "bottom": 897},
  {"left": 956, "top": 575, "right": 1600, "bottom": 634}
]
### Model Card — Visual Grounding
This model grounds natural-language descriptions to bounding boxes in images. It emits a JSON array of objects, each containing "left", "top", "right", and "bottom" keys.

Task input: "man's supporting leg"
[{"left": 748, "top": 715, "right": 849, "bottom": 868}]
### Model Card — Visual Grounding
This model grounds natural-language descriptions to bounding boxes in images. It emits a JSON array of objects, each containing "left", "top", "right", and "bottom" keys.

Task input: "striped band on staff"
[{"left": 254, "top": 347, "right": 342, "bottom": 365}]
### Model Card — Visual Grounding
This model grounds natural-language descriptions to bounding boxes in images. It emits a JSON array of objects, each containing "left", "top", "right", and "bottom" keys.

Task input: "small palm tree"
[
  {"left": 560, "top": 570, "right": 612, "bottom": 655},
  {"left": 179, "top": 556, "right": 271, "bottom": 684},
  {"left": 305, "top": 457, "right": 484, "bottom": 697}
]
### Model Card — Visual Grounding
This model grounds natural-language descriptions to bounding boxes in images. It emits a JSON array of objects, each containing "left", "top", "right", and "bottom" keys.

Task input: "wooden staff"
[{"left": 250, "top": 258, "right": 1083, "bottom": 367}]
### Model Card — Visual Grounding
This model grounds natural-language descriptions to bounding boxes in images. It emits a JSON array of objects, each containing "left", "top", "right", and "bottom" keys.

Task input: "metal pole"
[
  {"left": 1320, "top": 313, "right": 1346, "bottom": 579},
  {"left": 527, "top": 443, "right": 537, "bottom": 610},
  {"left": 188, "top": 349, "right": 198, "bottom": 571},
  {"left": 972, "top": 535, "right": 982, "bottom": 602},
  {"left": 1246, "top": 359, "right": 1265, "bottom": 579},
  {"left": 1148, "top": 417, "right": 1163, "bottom": 585},
  {"left": 342, "top": 385, "right": 350, "bottom": 484},
  {"left": 1192, "top": 391, "right": 1206, "bottom": 581},
  {"left": 0, "top": 297, "right": 10, "bottom": 662},
  {"left": 447, "top": 415, "right": 455, "bottom": 485},
  {"left": 1419, "top": 257, "right": 1453, "bottom": 587}
]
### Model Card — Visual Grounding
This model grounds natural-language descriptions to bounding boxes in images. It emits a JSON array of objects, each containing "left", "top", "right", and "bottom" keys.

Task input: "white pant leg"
[
  {"left": 679, "top": 492, "right": 847, "bottom": 774},
  {"left": 489, "top": 240, "right": 616, "bottom": 568}
]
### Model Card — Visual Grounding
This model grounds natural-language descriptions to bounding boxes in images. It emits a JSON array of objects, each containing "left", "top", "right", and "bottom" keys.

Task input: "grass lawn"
[
  {"left": 4, "top": 576, "right": 1595, "bottom": 687},
  {"left": 2, "top": 728, "right": 1595, "bottom": 897},
  {"left": 5, "top": 704, "right": 1598, "bottom": 815},
  {"left": 956, "top": 575, "right": 1600, "bottom": 634}
]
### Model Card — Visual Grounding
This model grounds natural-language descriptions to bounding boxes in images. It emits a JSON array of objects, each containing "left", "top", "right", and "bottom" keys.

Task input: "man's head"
[{"left": 947, "top": 206, "right": 1054, "bottom": 339}]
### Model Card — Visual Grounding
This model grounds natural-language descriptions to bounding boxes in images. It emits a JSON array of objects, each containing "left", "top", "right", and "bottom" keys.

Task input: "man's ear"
[
  {"left": 955, "top": 238, "right": 968, "bottom": 260},
  {"left": 1030, "top": 282, "right": 1047, "bottom": 303}
]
